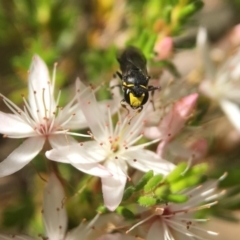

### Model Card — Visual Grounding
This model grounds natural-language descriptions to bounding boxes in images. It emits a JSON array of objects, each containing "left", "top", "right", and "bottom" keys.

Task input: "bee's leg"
[
  {"left": 148, "top": 85, "right": 161, "bottom": 111},
  {"left": 114, "top": 71, "right": 122, "bottom": 80},
  {"left": 111, "top": 72, "right": 123, "bottom": 89},
  {"left": 127, "top": 106, "right": 143, "bottom": 125},
  {"left": 121, "top": 99, "right": 130, "bottom": 116}
]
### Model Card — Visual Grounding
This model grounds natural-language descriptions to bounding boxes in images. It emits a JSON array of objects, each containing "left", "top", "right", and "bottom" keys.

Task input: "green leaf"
[
  {"left": 170, "top": 175, "right": 205, "bottom": 193},
  {"left": 138, "top": 196, "right": 157, "bottom": 207},
  {"left": 166, "top": 194, "right": 188, "bottom": 203},
  {"left": 116, "top": 206, "right": 135, "bottom": 219},
  {"left": 186, "top": 163, "right": 208, "bottom": 176},
  {"left": 166, "top": 162, "right": 188, "bottom": 183},
  {"left": 96, "top": 205, "right": 107, "bottom": 214},
  {"left": 135, "top": 170, "right": 154, "bottom": 191},
  {"left": 178, "top": 1, "right": 204, "bottom": 22},
  {"left": 155, "top": 185, "right": 170, "bottom": 198},
  {"left": 122, "top": 186, "right": 136, "bottom": 201},
  {"left": 3, "top": 196, "right": 34, "bottom": 229},
  {"left": 143, "top": 34, "right": 157, "bottom": 59},
  {"left": 144, "top": 174, "right": 164, "bottom": 192}
]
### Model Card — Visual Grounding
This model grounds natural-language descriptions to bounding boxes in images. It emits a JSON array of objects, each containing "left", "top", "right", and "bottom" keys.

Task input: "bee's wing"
[{"left": 117, "top": 46, "right": 148, "bottom": 75}]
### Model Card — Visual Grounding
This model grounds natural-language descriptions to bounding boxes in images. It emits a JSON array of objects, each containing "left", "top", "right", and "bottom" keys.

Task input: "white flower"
[
  {"left": 127, "top": 174, "right": 226, "bottom": 240},
  {"left": 46, "top": 81, "right": 175, "bottom": 211},
  {"left": 0, "top": 55, "right": 111, "bottom": 178},
  {"left": 0, "top": 173, "right": 115, "bottom": 240},
  {"left": 198, "top": 27, "right": 240, "bottom": 132}
]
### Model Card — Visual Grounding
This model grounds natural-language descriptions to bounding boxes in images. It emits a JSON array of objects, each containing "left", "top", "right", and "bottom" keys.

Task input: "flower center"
[{"left": 109, "top": 136, "right": 120, "bottom": 152}]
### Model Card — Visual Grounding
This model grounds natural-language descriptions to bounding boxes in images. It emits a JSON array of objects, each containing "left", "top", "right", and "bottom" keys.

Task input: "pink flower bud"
[{"left": 154, "top": 37, "right": 173, "bottom": 60}]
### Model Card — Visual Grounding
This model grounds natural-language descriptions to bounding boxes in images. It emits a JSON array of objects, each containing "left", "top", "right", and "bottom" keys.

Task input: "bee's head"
[{"left": 124, "top": 88, "right": 149, "bottom": 109}]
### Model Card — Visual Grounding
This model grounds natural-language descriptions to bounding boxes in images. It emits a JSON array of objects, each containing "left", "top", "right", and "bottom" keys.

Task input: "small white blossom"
[
  {"left": 198, "top": 27, "right": 240, "bottom": 132},
  {"left": 46, "top": 81, "right": 175, "bottom": 211},
  {"left": 0, "top": 55, "right": 95, "bottom": 177}
]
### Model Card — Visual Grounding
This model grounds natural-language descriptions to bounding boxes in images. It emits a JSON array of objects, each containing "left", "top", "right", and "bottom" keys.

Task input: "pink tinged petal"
[
  {"left": 102, "top": 160, "right": 128, "bottom": 211},
  {"left": 156, "top": 140, "right": 167, "bottom": 156},
  {"left": 0, "top": 137, "right": 44, "bottom": 177},
  {"left": 230, "top": 24, "right": 240, "bottom": 46},
  {"left": 189, "top": 139, "right": 208, "bottom": 160},
  {"left": 220, "top": 99, "right": 240, "bottom": 132},
  {"left": 125, "top": 149, "right": 175, "bottom": 175},
  {"left": 159, "top": 93, "right": 198, "bottom": 140},
  {"left": 28, "top": 55, "right": 55, "bottom": 119},
  {"left": 0, "top": 112, "right": 35, "bottom": 138},
  {"left": 48, "top": 134, "right": 78, "bottom": 148},
  {"left": 154, "top": 37, "right": 173, "bottom": 60},
  {"left": 0, "top": 235, "right": 35, "bottom": 240},
  {"left": 147, "top": 220, "right": 164, "bottom": 240},
  {"left": 43, "top": 173, "right": 67, "bottom": 240},
  {"left": 174, "top": 93, "right": 198, "bottom": 117}
]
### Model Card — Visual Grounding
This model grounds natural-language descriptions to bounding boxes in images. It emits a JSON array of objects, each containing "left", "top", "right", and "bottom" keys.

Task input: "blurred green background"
[{"left": 1, "top": 0, "right": 240, "bottom": 238}]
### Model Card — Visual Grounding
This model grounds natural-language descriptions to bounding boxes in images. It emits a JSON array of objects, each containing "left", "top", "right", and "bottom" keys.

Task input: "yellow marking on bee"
[
  {"left": 123, "top": 82, "right": 134, "bottom": 87},
  {"left": 129, "top": 92, "right": 145, "bottom": 107},
  {"left": 140, "top": 85, "right": 147, "bottom": 89}
]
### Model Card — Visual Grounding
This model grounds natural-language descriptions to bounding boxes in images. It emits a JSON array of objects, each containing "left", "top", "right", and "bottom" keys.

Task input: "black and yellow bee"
[{"left": 116, "top": 46, "right": 160, "bottom": 115}]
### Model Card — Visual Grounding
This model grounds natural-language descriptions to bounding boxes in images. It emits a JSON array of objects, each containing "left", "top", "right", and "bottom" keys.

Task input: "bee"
[{"left": 116, "top": 46, "right": 160, "bottom": 116}]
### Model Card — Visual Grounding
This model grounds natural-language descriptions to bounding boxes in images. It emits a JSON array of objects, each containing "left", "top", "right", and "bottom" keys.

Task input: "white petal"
[
  {"left": 71, "top": 162, "right": 112, "bottom": 177},
  {"left": 125, "top": 149, "right": 175, "bottom": 175},
  {"left": 197, "top": 27, "right": 215, "bottom": 79},
  {"left": 61, "top": 109, "right": 88, "bottom": 130},
  {"left": 46, "top": 142, "right": 111, "bottom": 177},
  {"left": 0, "top": 137, "right": 44, "bottom": 177},
  {"left": 43, "top": 173, "right": 67, "bottom": 240},
  {"left": 77, "top": 80, "right": 107, "bottom": 139},
  {"left": 0, "top": 235, "right": 35, "bottom": 240},
  {"left": 144, "top": 126, "right": 161, "bottom": 139},
  {"left": 65, "top": 225, "right": 87, "bottom": 240},
  {"left": 220, "top": 99, "right": 240, "bottom": 132},
  {"left": 0, "top": 112, "right": 35, "bottom": 138},
  {"left": 46, "top": 141, "right": 106, "bottom": 164},
  {"left": 102, "top": 160, "right": 128, "bottom": 211},
  {"left": 147, "top": 220, "right": 164, "bottom": 240},
  {"left": 28, "top": 55, "right": 55, "bottom": 119},
  {"left": 48, "top": 134, "right": 78, "bottom": 148},
  {"left": 55, "top": 97, "right": 88, "bottom": 130}
]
